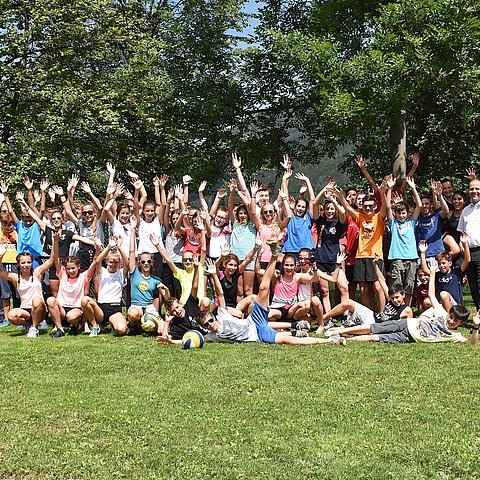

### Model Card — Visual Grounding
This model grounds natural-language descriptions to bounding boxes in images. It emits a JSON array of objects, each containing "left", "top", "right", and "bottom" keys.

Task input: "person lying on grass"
[
  {"left": 324, "top": 261, "right": 479, "bottom": 345},
  {"left": 158, "top": 243, "right": 346, "bottom": 346},
  {"left": 0, "top": 232, "right": 58, "bottom": 339},
  {"left": 316, "top": 254, "right": 413, "bottom": 333}
]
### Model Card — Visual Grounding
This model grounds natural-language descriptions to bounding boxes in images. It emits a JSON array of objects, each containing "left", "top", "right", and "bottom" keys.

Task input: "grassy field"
[{"left": 1, "top": 325, "right": 479, "bottom": 480}]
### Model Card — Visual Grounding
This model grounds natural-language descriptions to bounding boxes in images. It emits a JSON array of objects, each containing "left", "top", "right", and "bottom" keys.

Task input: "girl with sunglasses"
[
  {"left": 127, "top": 217, "right": 166, "bottom": 333},
  {"left": 16, "top": 196, "right": 92, "bottom": 297},
  {"left": 0, "top": 234, "right": 58, "bottom": 338},
  {"left": 46, "top": 237, "right": 101, "bottom": 337}
]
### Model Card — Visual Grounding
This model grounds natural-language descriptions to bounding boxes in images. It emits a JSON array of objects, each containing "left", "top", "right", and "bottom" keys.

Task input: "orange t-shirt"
[{"left": 355, "top": 212, "right": 385, "bottom": 259}]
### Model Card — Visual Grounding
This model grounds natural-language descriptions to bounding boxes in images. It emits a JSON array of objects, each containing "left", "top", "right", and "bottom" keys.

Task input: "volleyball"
[
  {"left": 141, "top": 312, "right": 159, "bottom": 332},
  {"left": 182, "top": 330, "right": 204, "bottom": 349}
]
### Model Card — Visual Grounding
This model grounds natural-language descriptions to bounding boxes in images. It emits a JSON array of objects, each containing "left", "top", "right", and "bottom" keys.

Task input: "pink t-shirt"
[
  {"left": 259, "top": 223, "right": 283, "bottom": 262},
  {"left": 56, "top": 269, "right": 90, "bottom": 308}
]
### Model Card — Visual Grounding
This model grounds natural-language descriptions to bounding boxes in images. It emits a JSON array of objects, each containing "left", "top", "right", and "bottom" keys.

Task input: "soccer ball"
[
  {"left": 141, "top": 312, "right": 159, "bottom": 332},
  {"left": 182, "top": 330, "right": 204, "bottom": 349}
]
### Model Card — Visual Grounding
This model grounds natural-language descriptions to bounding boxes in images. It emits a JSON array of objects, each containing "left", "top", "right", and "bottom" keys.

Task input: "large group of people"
[{"left": 0, "top": 154, "right": 479, "bottom": 346}]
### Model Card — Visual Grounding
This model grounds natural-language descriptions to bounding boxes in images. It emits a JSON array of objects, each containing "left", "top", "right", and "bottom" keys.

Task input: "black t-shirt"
[
  {"left": 43, "top": 227, "right": 75, "bottom": 257},
  {"left": 374, "top": 301, "right": 408, "bottom": 323},
  {"left": 220, "top": 274, "right": 238, "bottom": 308},
  {"left": 169, "top": 294, "right": 208, "bottom": 340}
]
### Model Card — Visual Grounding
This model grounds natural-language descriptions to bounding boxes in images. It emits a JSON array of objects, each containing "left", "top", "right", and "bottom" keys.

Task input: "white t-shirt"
[
  {"left": 208, "top": 224, "right": 231, "bottom": 258},
  {"left": 111, "top": 219, "right": 133, "bottom": 255},
  {"left": 205, "top": 307, "right": 259, "bottom": 343},
  {"left": 137, "top": 218, "right": 164, "bottom": 254},
  {"left": 97, "top": 267, "right": 125, "bottom": 304}
]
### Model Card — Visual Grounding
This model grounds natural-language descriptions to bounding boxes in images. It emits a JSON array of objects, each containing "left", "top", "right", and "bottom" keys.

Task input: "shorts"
[
  {"left": 129, "top": 304, "right": 157, "bottom": 315},
  {"left": 370, "top": 318, "right": 415, "bottom": 344},
  {"left": 389, "top": 259, "right": 417, "bottom": 295},
  {"left": 347, "top": 301, "right": 375, "bottom": 326},
  {"left": 316, "top": 262, "right": 336, "bottom": 274},
  {"left": 0, "top": 263, "right": 19, "bottom": 302},
  {"left": 162, "top": 262, "right": 182, "bottom": 294},
  {"left": 353, "top": 258, "right": 384, "bottom": 283},
  {"left": 98, "top": 303, "right": 123, "bottom": 324},
  {"left": 345, "top": 264, "right": 355, "bottom": 283},
  {"left": 243, "top": 257, "right": 256, "bottom": 272},
  {"left": 62, "top": 306, "right": 83, "bottom": 327},
  {"left": 248, "top": 302, "right": 277, "bottom": 344},
  {"left": 437, "top": 291, "right": 458, "bottom": 306}
]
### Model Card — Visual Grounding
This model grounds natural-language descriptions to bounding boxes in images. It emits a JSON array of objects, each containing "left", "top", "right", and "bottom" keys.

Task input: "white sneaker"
[
  {"left": 39, "top": 320, "right": 48, "bottom": 329},
  {"left": 26, "top": 326, "right": 39, "bottom": 339}
]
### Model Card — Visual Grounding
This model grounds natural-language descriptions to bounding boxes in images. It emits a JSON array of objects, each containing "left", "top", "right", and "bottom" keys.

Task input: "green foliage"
[{"left": 244, "top": 0, "right": 480, "bottom": 185}]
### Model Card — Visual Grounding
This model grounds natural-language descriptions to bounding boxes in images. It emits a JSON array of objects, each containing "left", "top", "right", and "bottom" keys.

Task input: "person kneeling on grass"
[
  {"left": 324, "top": 261, "right": 479, "bottom": 345},
  {"left": 0, "top": 232, "right": 59, "bottom": 338},
  {"left": 165, "top": 243, "right": 345, "bottom": 346},
  {"left": 158, "top": 255, "right": 210, "bottom": 343},
  {"left": 317, "top": 254, "right": 413, "bottom": 333},
  {"left": 82, "top": 236, "right": 129, "bottom": 336}
]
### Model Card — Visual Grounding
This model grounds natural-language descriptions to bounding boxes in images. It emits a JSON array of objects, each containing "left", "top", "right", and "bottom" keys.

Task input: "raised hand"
[
  {"left": 131, "top": 178, "right": 143, "bottom": 191},
  {"left": 159, "top": 174, "right": 168, "bottom": 187},
  {"left": 130, "top": 215, "right": 138, "bottom": 228},
  {"left": 231, "top": 152, "right": 241, "bottom": 169},
  {"left": 405, "top": 176, "right": 415, "bottom": 189},
  {"left": 68, "top": 174, "right": 79, "bottom": 190},
  {"left": 106, "top": 162, "right": 115, "bottom": 176},
  {"left": 336, "top": 251, "right": 348, "bottom": 264},
  {"left": 23, "top": 177, "right": 33, "bottom": 190},
  {"left": 460, "top": 231, "right": 469, "bottom": 244},
  {"left": 40, "top": 178, "right": 50, "bottom": 192},
  {"left": 412, "top": 152, "right": 420, "bottom": 166},
  {"left": 52, "top": 185, "right": 64, "bottom": 196},
  {"left": 33, "top": 190, "right": 41, "bottom": 204},
  {"left": 220, "top": 243, "right": 230, "bottom": 256},
  {"left": 228, "top": 178, "right": 237, "bottom": 192},
  {"left": 167, "top": 188, "right": 174, "bottom": 203},
  {"left": 108, "top": 236, "right": 119, "bottom": 248},
  {"left": 106, "top": 184, "right": 116, "bottom": 196},
  {"left": 204, "top": 258, "right": 216, "bottom": 275},
  {"left": 281, "top": 153, "right": 291, "bottom": 170},
  {"left": 15, "top": 191, "right": 26, "bottom": 204},
  {"left": 152, "top": 175, "right": 160, "bottom": 187},
  {"left": 418, "top": 240, "right": 428, "bottom": 254},
  {"left": 385, "top": 174, "right": 395, "bottom": 190},
  {"left": 80, "top": 181, "right": 92, "bottom": 194},
  {"left": 182, "top": 175, "right": 192, "bottom": 185},
  {"left": 48, "top": 188, "right": 55, "bottom": 202},
  {"left": 216, "top": 187, "right": 227, "bottom": 199},
  {"left": 196, "top": 218, "right": 205, "bottom": 231},
  {"left": 355, "top": 154, "right": 365, "bottom": 169},
  {"left": 250, "top": 180, "right": 258, "bottom": 197},
  {"left": 0, "top": 180, "right": 8, "bottom": 194},
  {"left": 428, "top": 260, "right": 438, "bottom": 274},
  {"left": 299, "top": 182, "right": 308, "bottom": 195},
  {"left": 391, "top": 190, "right": 404, "bottom": 205},
  {"left": 278, "top": 187, "right": 288, "bottom": 201},
  {"left": 148, "top": 233, "right": 160, "bottom": 247},
  {"left": 295, "top": 172, "right": 309, "bottom": 182},
  {"left": 198, "top": 180, "right": 207, "bottom": 193},
  {"left": 465, "top": 168, "right": 477, "bottom": 181},
  {"left": 283, "top": 167, "right": 292, "bottom": 181},
  {"left": 174, "top": 184, "right": 183, "bottom": 200},
  {"left": 126, "top": 170, "right": 139, "bottom": 181}
]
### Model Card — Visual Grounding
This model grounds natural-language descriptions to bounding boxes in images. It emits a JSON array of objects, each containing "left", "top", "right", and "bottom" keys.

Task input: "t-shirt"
[
  {"left": 16, "top": 222, "right": 43, "bottom": 257},
  {"left": 78, "top": 219, "right": 104, "bottom": 249},
  {"left": 169, "top": 294, "right": 208, "bottom": 340},
  {"left": 209, "top": 224, "right": 231, "bottom": 258},
  {"left": 174, "top": 265, "right": 205, "bottom": 305},
  {"left": 0, "top": 228, "right": 17, "bottom": 263},
  {"left": 415, "top": 211, "right": 444, "bottom": 257},
  {"left": 205, "top": 307, "right": 258, "bottom": 343},
  {"left": 129, "top": 268, "right": 162, "bottom": 306},
  {"left": 407, "top": 305, "right": 466, "bottom": 343},
  {"left": 219, "top": 272, "right": 238, "bottom": 308},
  {"left": 43, "top": 227, "right": 75, "bottom": 257},
  {"left": 111, "top": 219, "right": 132, "bottom": 256},
  {"left": 282, "top": 213, "right": 314, "bottom": 253},
  {"left": 230, "top": 221, "right": 257, "bottom": 260},
  {"left": 388, "top": 217, "right": 418, "bottom": 260},
  {"left": 56, "top": 269, "right": 90, "bottom": 308},
  {"left": 436, "top": 267, "right": 464, "bottom": 304},
  {"left": 165, "top": 233, "right": 184, "bottom": 263},
  {"left": 97, "top": 267, "right": 126, "bottom": 304},
  {"left": 374, "top": 302, "right": 408, "bottom": 323},
  {"left": 315, "top": 217, "right": 345, "bottom": 264},
  {"left": 355, "top": 212, "right": 385, "bottom": 258},
  {"left": 137, "top": 218, "right": 164, "bottom": 254}
]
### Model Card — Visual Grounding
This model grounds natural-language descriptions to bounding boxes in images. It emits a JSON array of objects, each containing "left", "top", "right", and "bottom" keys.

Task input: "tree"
[{"left": 242, "top": 0, "right": 480, "bottom": 187}]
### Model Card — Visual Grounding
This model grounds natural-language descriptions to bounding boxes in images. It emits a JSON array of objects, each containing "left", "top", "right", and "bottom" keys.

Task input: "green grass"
[{"left": 1, "top": 326, "right": 479, "bottom": 479}]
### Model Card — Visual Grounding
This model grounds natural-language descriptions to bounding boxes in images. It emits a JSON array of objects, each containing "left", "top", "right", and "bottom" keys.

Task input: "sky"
[{"left": 228, "top": 0, "right": 262, "bottom": 47}]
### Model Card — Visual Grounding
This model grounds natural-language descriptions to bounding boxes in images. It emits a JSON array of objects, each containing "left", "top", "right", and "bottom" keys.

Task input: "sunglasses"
[
  {"left": 52, "top": 217, "right": 63, "bottom": 221},
  {"left": 182, "top": 258, "right": 193, "bottom": 263},
  {"left": 82, "top": 210, "right": 94, "bottom": 216},
  {"left": 263, "top": 210, "right": 274, "bottom": 214},
  {"left": 139, "top": 259, "right": 152, "bottom": 265},
  {"left": 203, "top": 318, "right": 213, "bottom": 328}
]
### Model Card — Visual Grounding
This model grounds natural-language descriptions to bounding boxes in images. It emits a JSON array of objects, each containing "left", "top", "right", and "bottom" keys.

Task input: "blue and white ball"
[
  {"left": 141, "top": 312, "right": 159, "bottom": 332},
  {"left": 182, "top": 330, "right": 204, "bottom": 349}
]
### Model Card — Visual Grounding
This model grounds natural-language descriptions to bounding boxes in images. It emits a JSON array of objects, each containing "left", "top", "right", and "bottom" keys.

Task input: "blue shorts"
[{"left": 248, "top": 302, "right": 277, "bottom": 344}]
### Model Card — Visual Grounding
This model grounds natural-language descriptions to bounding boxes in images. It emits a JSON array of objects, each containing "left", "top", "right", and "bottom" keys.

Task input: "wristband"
[{"left": 472, "top": 325, "right": 479, "bottom": 331}]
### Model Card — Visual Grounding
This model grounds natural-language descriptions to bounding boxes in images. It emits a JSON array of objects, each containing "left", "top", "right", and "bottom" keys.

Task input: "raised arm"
[
  {"left": 427, "top": 261, "right": 441, "bottom": 310},
  {"left": 232, "top": 152, "right": 249, "bottom": 198},
  {"left": 198, "top": 180, "right": 209, "bottom": 213},
  {"left": 418, "top": 240, "right": 430, "bottom": 274},
  {"left": 80, "top": 182, "right": 102, "bottom": 219},
  {"left": 227, "top": 179, "right": 236, "bottom": 224},
  {"left": 295, "top": 173, "right": 315, "bottom": 217},
  {"left": 400, "top": 152, "right": 420, "bottom": 193},
  {"left": 128, "top": 216, "right": 138, "bottom": 273},
  {"left": 279, "top": 188, "right": 292, "bottom": 228},
  {"left": 23, "top": 177, "right": 41, "bottom": 217},
  {"left": 16, "top": 192, "right": 46, "bottom": 231},
  {"left": 36, "top": 231, "right": 59, "bottom": 277},
  {"left": 335, "top": 187, "right": 357, "bottom": 220},
  {"left": 460, "top": 232, "right": 471, "bottom": 273},
  {"left": 0, "top": 181, "right": 18, "bottom": 225},
  {"left": 248, "top": 181, "right": 261, "bottom": 230},
  {"left": 150, "top": 233, "right": 177, "bottom": 274},
  {"left": 191, "top": 256, "right": 200, "bottom": 299},
  {"left": 325, "top": 190, "right": 346, "bottom": 224},
  {"left": 355, "top": 154, "right": 378, "bottom": 193},
  {"left": 182, "top": 175, "right": 191, "bottom": 205},
  {"left": 53, "top": 185, "right": 78, "bottom": 226},
  {"left": 405, "top": 176, "right": 422, "bottom": 221},
  {"left": 39, "top": 178, "right": 50, "bottom": 219},
  {"left": 205, "top": 258, "right": 225, "bottom": 309}
]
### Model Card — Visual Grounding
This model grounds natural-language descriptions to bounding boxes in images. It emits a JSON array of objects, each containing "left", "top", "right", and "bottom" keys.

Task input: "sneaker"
[
  {"left": 69, "top": 325, "right": 79, "bottom": 336},
  {"left": 39, "top": 320, "right": 48, "bottom": 330},
  {"left": 342, "top": 313, "right": 355, "bottom": 327},
  {"left": 89, "top": 325, "right": 100, "bottom": 337},
  {"left": 293, "top": 320, "right": 311, "bottom": 332},
  {"left": 292, "top": 328, "right": 309, "bottom": 338},
  {"left": 331, "top": 333, "right": 347, "bottom": 347},
  {"left": 52, "top": 329, "right": 65, "bottom": 339},
  {"left": 323, "top": 320, "right": 335, "bottom": 330},
  {"left": 26, "top": 326, "right": 39, "bottom": 339},
  {"left": 0, "top": 318, "right": 11, "bottom": 328}
]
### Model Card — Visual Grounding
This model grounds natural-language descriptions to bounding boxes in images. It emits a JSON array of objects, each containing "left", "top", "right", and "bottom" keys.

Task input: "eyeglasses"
[
  {"left": 139, "top": 259, "right": 152, "bottom": 265},
  {"left": 183, "top": 258, "right": 193, "bottom": 263},
  {"left": 216, "top": 215, "right": 227, "bottom": 221},
  {"left": 82, "top": 210, "right": 94, "bottom": 216},
  {"left": 263, "top": 210, "right": 274, "bottom": 214}
]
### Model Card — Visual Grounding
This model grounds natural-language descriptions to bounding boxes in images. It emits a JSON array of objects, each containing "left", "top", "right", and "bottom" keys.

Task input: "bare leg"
[
  {"left": 50, "top": 279, "right": 59, "bottom": 298},
  {"left": 319, "top": 277, "right": 331, "bottom": 313},
  {"left": 65, "top": 309, "right": 83, "bottom": 326},
  {"left": 325, "top": 323, "right": 373, "bottom": 337},
  {"left": 310, "top": 296, "right": 324, "bottom": 327},
  {"left": 46, "top": 297, "right": 65, "bottom": 330},
  {"left": 290, "top": 301, "right": 310, "bottom": 321},
  {"left": 373, "top": 280, "right": 386, "bottom": 311},
  {"left": 109, "top": 312, "right": 127, "bottom": 335},
  {"left": 440, "top": 291, "right": 453, "bottom": 312},
  {"left": 127, "top": 306, "right": 142, "bottom": 326},
  {"left": 7, "top": 308, "right": 31, "bottom": 327},
  {"left": 81, "top": 296, "right": 100, "bottom": 327},
  {"left": 360, "top": 282, "right": 372, "bottom": 309},
  {"left": 242, "top": 270, "right": 255, "bottom": 297},
  {"left": 348, "top": 334, "right": 381, "bottom": 342},
  {"left": 275, "top": 332, "right": 341, "bottom": 345},
  {"left": 30, "top": 297, "right": 46, "bottom": 328}
]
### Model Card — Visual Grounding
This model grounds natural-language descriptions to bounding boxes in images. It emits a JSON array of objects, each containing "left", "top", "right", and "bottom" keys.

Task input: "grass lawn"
[{"left": 1, "top": 323, "right": 479, "bottom": 480}]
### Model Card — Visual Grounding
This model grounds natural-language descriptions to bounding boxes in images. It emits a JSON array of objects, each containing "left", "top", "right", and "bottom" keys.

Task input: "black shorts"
[
  {"left": 162, "top": 262, "right": 182, "bottom": 295},
  {"left": 345, "top": 264, "right": 355, "bottom": 283},
  {"left": 353, "top": 258, "right": 384, "bottom": 283},
  {"left": 98, "top": 303, "right": 123, "bottom": 324},
  {"left": 316, "top": 262, "right": 336, "bottom": 274},
  {"left": 272, "top": 306, "right": 292, "bottom": 322},
  {"left": 61, "top": 306, "right": 82, "bottom": 327}
]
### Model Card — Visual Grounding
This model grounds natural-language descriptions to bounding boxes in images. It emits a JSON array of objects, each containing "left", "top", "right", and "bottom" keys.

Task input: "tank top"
[
  {"left": 443, "top": 213, "right": 461, "bottom": 244},
  {"left": 17, "top": 275, "right": 43, "bottom": 309},
  {"left": 270, "top": 276, "right": 298, "bottom": 309}
]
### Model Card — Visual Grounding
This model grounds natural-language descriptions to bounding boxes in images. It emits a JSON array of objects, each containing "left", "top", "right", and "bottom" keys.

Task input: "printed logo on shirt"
[
  {"left": 138, "top": 281, "right": 150, "bottom": 291},
  {"left": 361, "top": 221, "right": 374, "bottom": 239},
  {"left": 328, "top": 226, "right": 337, "bottom": 235},
  {"left": 397, "top": 222, "right": 411, "bottom": 234}
]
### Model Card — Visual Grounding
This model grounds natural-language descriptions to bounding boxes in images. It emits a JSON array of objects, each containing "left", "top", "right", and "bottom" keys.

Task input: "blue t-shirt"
[
  {"left": 314, "top": 217, "right": 344, "bottom": 264},
  {"left": 130, "top": 268, "right": 162, "bottom": 306},
  {"left": 388, "top": 217, "right": 418, "bottom": 260},
  {"left": 415, "top": 211, "right": 444, "bottom": 257},
  {"left": 230, "top": 221, "right": 257, "bottom": 260},
  {"left": 283, "top": 213, "right": 314, "bottom": 253},
  {"left": 16, "top": 222, "right": 43, "bottom": 257},
  {"left": 436, "top": 267, "right": 464, "bottom": 304}
]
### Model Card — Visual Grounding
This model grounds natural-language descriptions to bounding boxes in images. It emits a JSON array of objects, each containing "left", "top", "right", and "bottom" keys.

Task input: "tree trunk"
[{"left": 389, "top": 113, "right": 406, "bottom": 186}]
